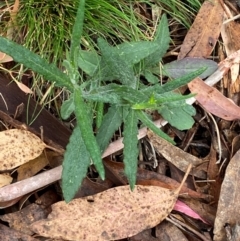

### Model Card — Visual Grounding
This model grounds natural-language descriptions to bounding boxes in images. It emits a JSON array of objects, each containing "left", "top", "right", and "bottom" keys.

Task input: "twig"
[{"left": 166, "top": 215, "right": 212, "bottom": 241}]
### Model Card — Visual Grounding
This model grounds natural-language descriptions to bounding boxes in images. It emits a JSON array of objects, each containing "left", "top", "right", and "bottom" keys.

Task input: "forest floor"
[{"left": 0, "top": 0, "right": 240, "bottom": 240}]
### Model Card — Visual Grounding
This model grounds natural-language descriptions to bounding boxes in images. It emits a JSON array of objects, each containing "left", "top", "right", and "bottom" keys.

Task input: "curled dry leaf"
[
  {"left": 188, "top": 77, "right": 240, "bottom": 120},
  {"left": 30, "top": 183, "right": 186, "bottom": 240},
  {"left": 0, "top": 129, "right": 46, "bottom": 170}
]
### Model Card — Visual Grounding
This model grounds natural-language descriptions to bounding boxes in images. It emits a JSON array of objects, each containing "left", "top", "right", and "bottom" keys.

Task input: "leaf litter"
[
  {"left": 30, "top": 164, "right": 192, "bottom": 240},
  {"left": 2, "top": 1, "right": 240, "bottom": 240}
]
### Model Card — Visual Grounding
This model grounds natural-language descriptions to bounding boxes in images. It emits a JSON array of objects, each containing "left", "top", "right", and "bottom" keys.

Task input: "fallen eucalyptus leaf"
[
  {"left": 0, "top": 129, "right": 46, "bottom": 170},
  {"left": 178, "top": 0, "right": 223, "bottom": 59},
  {"left": 30, "top": 166, "right": 191, "bottom": 241},
  {"left": 188, "top": 77, "right": 240, "bottom": 120}
]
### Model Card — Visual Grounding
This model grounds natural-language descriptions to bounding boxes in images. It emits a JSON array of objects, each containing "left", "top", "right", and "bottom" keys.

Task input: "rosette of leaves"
[{"left": 0, "top": 0, "right": 217, "bottom": 202}]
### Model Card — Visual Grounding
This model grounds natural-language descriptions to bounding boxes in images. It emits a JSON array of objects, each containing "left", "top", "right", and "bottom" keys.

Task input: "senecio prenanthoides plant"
[{"left": 0, "top": 0, "right": 217, "bottom": 202}]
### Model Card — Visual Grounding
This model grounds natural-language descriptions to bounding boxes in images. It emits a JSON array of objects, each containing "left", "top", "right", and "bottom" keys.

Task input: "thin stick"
[
  {"left": 176, "top": 163, "right": 192, "bottom": 194},
  {"left": 166, "top": 215, "right": 211, "bottom": 241}
]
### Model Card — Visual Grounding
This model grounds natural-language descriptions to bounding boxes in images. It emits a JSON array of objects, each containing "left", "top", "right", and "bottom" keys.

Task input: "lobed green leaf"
[
  {"left": 114, "top": 41, "right": 160, "bottom": 65},
  {"left": 85, "top": 84, "right": 147, "bottom": 104},
  {"left": 95, "top": 102, "right": 104, "bottom": 129},
  {"left": 143, "top": 70, "right": 160, "bottom": 84},
  {"left": 132, "top": 93, "right": 195, "bottom": 110}
]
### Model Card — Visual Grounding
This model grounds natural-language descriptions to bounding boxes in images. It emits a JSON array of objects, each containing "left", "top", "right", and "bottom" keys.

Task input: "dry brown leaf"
[
  {"left": 231, "top": 135, "right": 240, "bottom": 158},
  {"left": 0, "top": 197, "right": 22, "bottom": 209},
  {"left": 30, "top": 178, "right": 190, "bottom": 241},
  {"left": 35, "top": 190, "right": 60, "bottom": 208},
  {"left": 0, "top": 173, "right": 12, "bottom": 188},
  {"left": 17, "top": 152, "right": 49, "bottom": 181},
  {"left": 178, "top": 0, "right": 223, "bottom": 59},
  {"left": 213, "top": 149, "right": 240, "bottom": 241},
  {"left": 15, "top": 81, "right": 33, "bottom": 94},
  {"left": 220, "top": 2, "right": 240, "bottom": 92},
  {"left": 0, "top": 129, "right": 46, "bottom": 170},
  {"left": 147, "top": 129, "right": 206, "bottom": 178},
  {"left": 0, "top": 52, "right": 13, "bottom": 63},
  {"left": 221, "top": 21, "right": 240, "bottom": 83},
  {"left": 0, "top": 223, "right": 38, "bottom": 241},
  {"left": 207, "top": 146, "right": 221, "bottom": 206},
  {"left": 104, "top": 158, "right": 209, "bottom": 200},
  {"left": 188, "top": 77, "right": 240, "bottom": 120},
  {"left": 0, "top": 203, "right": 50, "bottom": 236}
]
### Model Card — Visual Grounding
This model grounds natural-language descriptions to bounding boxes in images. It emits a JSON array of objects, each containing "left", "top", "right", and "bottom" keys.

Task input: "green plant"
[
  {"left": 0, "top": 0, "right": 202, "bottom": 118},
  {"left": 0, "top": 0, "right": 216, "bottom": 202}
]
